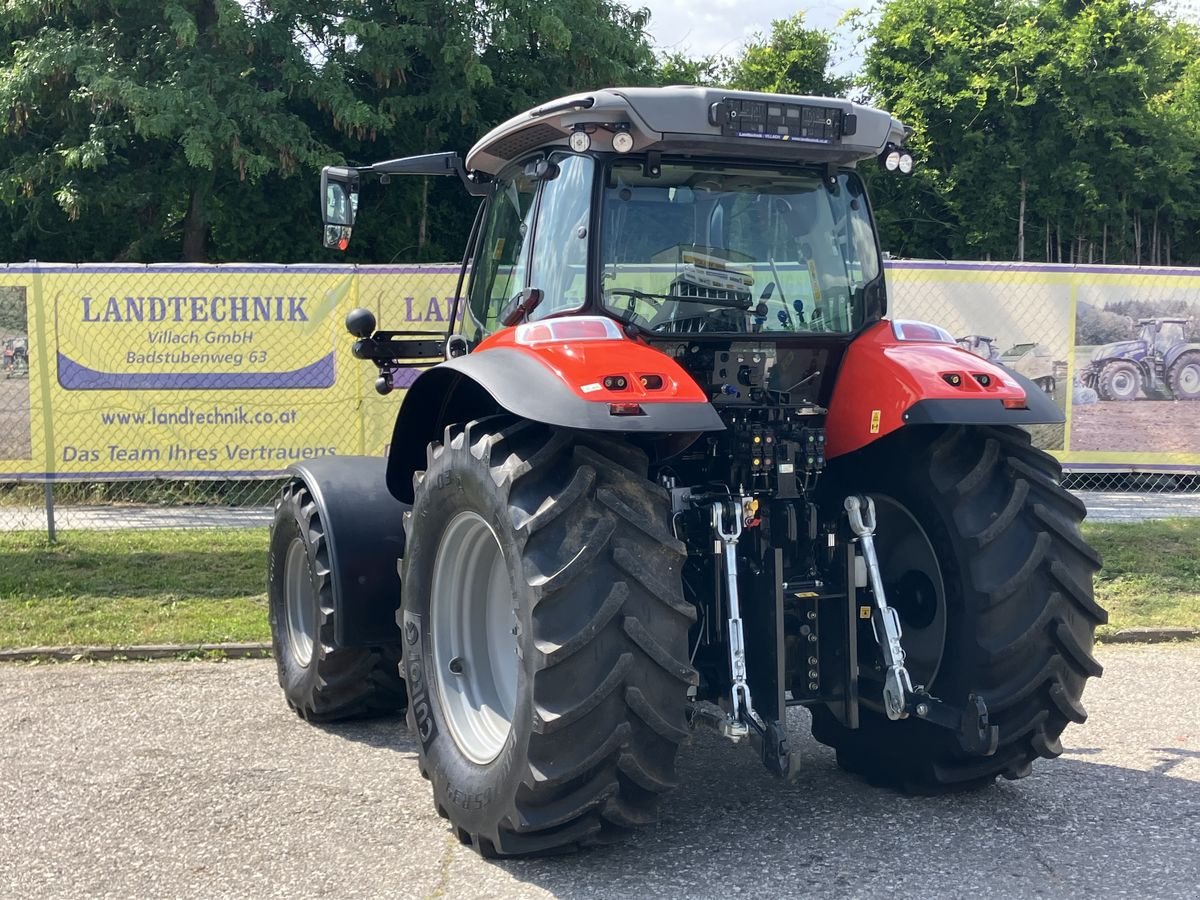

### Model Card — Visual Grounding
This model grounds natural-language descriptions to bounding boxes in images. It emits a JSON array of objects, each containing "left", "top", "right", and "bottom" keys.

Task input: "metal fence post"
[{"left": 44, "top": 481, "right": 56, "bottom": 542}]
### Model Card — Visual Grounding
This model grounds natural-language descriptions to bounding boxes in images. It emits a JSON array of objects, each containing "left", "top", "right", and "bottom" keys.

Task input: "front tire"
[
  {"left": 811, "top": 425, "right": 1105, "bottom": 792},
  {"left": 267, "top": 481, "right": 407, "bottom": 721},
  {"left": 1097, "top": 360, "right": 1141, "bottom": 400},
  {"left": 401, "top": 418, "right": 696, "bottom": 857}
]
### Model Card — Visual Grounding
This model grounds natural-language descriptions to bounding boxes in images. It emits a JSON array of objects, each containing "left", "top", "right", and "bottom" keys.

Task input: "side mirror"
[{"left": 321, "top": 166, "right": 360, "bottom": 250}]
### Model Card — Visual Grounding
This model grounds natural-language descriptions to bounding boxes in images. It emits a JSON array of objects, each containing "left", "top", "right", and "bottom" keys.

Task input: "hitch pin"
[{"left": 845, "top": 495, "right": 914, "bottom": 720}]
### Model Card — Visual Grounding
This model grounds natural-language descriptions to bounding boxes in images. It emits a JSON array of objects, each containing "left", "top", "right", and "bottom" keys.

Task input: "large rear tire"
[
  {"left": 401, "top": 418, "right": 696, "bottom": 857},
  {"left": 268, "top": 480, "right": 407, "bottom": 721},
  {"left": 1168, "top": 352, "right": 1200, "bottom": 400},
  {"left": 811, "top": 425, "right": 1105, "bottom": 792}
]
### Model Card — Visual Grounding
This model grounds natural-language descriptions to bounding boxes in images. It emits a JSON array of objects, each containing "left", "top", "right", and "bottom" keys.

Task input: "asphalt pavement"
[{"left": 1, "top": 645, "right": 1198, "bottom": 899}]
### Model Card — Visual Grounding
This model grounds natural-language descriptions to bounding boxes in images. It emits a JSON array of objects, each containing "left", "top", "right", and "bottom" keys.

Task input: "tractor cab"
[
  {"left": 1141, "top": 318, "right": 1187, "bottom": 356},
  {"left": 321, "top": 87, "right": 910, "bottom": 348}
]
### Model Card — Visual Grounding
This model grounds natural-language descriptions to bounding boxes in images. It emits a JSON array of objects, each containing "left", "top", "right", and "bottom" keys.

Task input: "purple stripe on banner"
[
  {"left": 1, "top": 263, "right": 460, "bottom": 275},
  {"left": 57, "top": 352, "right": 336, "bottom": 390},
  {"left": 0, "top": 470, "right": 299, "bottom": 481},
  {"left": 391, "top": 366, "right": 426, "bottom": 388},
  {"left": 885, "top": 260, "right": 1200, "bottom": 277}
]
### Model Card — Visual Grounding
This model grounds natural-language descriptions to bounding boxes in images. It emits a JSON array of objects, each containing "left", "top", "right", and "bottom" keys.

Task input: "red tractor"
[{"left": 268, "top": 87, "right": 1103, "bottom": 857}]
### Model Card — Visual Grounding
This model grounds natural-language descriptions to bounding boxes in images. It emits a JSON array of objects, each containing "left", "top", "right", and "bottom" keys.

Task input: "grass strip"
[
  {"left": 0, "top": 529, "right": 269, "bottom": 647},
  {"left": 1086, "top": 518, "right": 1200, "bottom": 637},
  {"left": 0, "top": 518, "right": 1195, "bottom": 649}
]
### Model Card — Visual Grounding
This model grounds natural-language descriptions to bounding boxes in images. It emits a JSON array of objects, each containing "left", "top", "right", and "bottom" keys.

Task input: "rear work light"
[
  {"left": 515, "top": 316, "right": 624, "bottom": 345},
  {"left": 892, "top": 319, "right": 955, "bottom": 343}
]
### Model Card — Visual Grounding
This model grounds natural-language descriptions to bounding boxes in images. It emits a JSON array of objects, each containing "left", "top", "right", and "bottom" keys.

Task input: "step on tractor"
[
  {"left": 267, "top": 87, "right": 1104, "bottom": 857},
  {"left": 1081, "top": 317, "right": 1200, "bottom": 401}
]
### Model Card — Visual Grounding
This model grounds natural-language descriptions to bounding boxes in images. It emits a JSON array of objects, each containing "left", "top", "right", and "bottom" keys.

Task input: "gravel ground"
[{"left": 1, "top": 645, "right": 1198, "bottom": 899}]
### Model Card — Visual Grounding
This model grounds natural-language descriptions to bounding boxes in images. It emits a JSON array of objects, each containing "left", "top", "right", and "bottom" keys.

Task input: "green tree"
[
  {"left": 860, "top": 0, "right": 1200, "bottom": 264},
  {"left": 0, "top": 0, "right": 384, "bottom": 261},
  {"left": 0, "top": 0, "right": 662, "bottom": 263},
  {"left": 725, "top": 14, "right": 851, "bottom": 97},
  {"left": 655, "top": 51, "right": 722, "bottom": 86}
]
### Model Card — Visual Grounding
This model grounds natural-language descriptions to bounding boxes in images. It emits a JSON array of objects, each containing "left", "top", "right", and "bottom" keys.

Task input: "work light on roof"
[
  {"left": 880, "top": 144, "right": 915, "bottom": 175},
  {"left": 612, "top": 130, "right": 635, "bottom": 154},
  {"left": 569, "top": 129, "right": 592, "bottom": 153}
]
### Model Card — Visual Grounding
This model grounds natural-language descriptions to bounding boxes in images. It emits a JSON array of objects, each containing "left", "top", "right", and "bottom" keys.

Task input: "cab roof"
[{"left": 465, "top": 86, "right": 909, "bottom": 175}]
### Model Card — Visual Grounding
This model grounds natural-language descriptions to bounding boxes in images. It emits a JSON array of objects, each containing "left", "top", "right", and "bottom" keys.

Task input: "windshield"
[{"left": 599, "top": 161, "right": 882, "bottom": 335}]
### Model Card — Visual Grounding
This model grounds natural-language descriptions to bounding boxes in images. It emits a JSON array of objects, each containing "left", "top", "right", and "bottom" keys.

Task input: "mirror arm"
[{"left": 363, "top": 152, "right": 491, "bottom": 197}]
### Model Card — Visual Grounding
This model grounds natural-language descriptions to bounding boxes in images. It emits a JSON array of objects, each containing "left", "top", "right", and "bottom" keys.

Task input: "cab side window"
[
  {"left": 527, "top": 154, "right": 594, "bottom": 319},
  {"left": 466, "top": 166, "right": 538, "bottom": 341}
]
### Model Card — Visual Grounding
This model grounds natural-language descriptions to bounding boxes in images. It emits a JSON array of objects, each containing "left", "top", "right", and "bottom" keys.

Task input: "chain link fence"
[{"left": 2, "top": 260, "right": 1199, "bottom": 538}]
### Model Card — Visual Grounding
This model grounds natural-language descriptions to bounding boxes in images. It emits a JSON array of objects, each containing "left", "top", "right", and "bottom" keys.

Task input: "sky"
[
  {"left": 628, "top": 0, "right": 1200, "bottom": 79},
  {"left": 627, "top": 0, "right": 866, "bottom": 73}
]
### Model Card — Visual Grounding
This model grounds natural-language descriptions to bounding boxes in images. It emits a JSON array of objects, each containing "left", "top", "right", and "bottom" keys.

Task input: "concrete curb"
[
  {"left": 1099, "top": 627, "right": 1200, "bottom": 644},
  {"left": 1, "top": 630, "right": 1197, "bottom": 663},
  {"left": 0, "top": 642, "right": 272, "bottom": 662}
]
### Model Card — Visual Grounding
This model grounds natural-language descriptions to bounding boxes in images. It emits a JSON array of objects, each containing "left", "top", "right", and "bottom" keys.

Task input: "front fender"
[
  {"left": 385, "top": 323, "right": 724, "bottom": 502},
  {"left": 825, "top": 320, "right": 1064, "bottom": 459}
]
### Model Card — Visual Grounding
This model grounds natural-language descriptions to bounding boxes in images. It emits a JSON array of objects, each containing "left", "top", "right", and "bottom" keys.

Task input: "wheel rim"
[
  {"left": 870, "top": 495, "right": 948, "bottom": 688},
  {"left": 431, "top": 511, "right": 518, "bottom": 765},
  {"left": 1179, "top": 363, "right": 1200, "bottom": 394},
  {"left": 284, "top": 537, "right": 316, "bottom": 668}
]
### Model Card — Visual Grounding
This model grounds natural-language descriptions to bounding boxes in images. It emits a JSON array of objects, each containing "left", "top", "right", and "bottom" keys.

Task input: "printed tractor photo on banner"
[
  {"left": 884, "top": 262, "right": 1072, "bottom": 453},
  {"left": 0, "top": 286, "right": 32, "bottom": 462},
  {"left": 1070, "top": 281, "right": 1200, "bottom": 457}
]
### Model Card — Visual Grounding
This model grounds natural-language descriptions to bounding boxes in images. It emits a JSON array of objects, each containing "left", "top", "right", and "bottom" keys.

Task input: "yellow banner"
[
  {"left": 0, "top": 264, "right": 459, "bottom": 478},
  {"left": 2, "top": 261, "right": 1198, "bottom": 479}
]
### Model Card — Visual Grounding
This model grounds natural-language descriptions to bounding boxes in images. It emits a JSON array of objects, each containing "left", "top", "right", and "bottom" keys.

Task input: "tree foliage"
[
  {"left": 725, "top": 14, "right": 852, "bottom": 97},
  {"left": 4, "top": 0, "right": 1200, "bottom": 266},
  {"left": 0, "top": 0, "right": 657, "bottom": 262},
  {"left": 859, "top": 0, "right": 1200, "bottom": 264}
]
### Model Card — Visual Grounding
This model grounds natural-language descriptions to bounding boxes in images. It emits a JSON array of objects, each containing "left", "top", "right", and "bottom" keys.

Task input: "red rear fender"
[{"left": 824, "top": 320, "right": 1054, "bottom": 459}]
